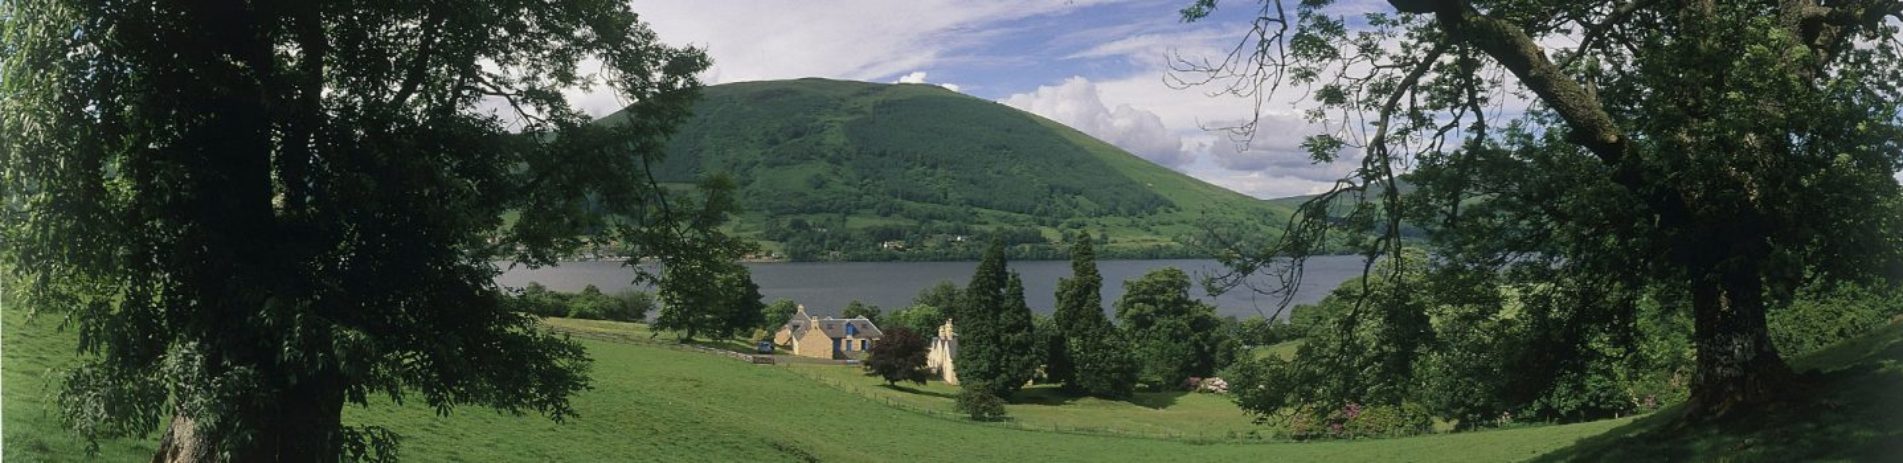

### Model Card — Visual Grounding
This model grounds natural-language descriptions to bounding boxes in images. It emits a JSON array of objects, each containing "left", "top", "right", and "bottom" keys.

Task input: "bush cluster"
[
  {"left": 1284, "top": 403, "right": 1432, "bottom": 440},
  {"left": 1224, "top": 249, "right": 1903, "bottom": 438},
  {"left": 955, "top": 384, "right": 1009, "bottom": 422},
  {"left": 507, "top": 283, "right": 656, "bottom": 322}
]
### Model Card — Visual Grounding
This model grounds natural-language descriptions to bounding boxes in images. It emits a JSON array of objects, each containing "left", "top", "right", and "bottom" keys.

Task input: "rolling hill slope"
[{"left": 599, "top": 78, "right": 1290, "bottom": 261}]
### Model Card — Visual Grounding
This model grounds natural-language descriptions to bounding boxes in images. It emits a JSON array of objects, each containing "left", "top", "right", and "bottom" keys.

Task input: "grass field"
[
  {"left": 9, "top": 310, "right": 1899, "bottom": 462},
  {"left": 781, "top": 362, "right": 1268, "bottom": 440}
]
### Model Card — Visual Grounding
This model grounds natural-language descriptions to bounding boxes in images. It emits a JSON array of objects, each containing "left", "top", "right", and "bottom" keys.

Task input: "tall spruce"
[
  {"left": 1047, "top": 234, "right": 1092, "bottom": 385},
  {"left": 1052, "top": 233, "right": 1131, "bottom": 397},
  {"left": 956, "top": 239, "right": 1038, "bottom": 397},
  {"left": 1000, "top": 272, "right": 1040, "bottom": 390}
]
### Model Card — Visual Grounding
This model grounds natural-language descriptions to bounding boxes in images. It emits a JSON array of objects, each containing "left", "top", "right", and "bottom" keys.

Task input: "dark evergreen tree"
[
  {"left": 955, "top": 239, "right": 1038, "bottom": 397},
  {"left": 998, "top": 272, "right": 1041, "bottom": 393},
  {"left": 1051, "top": 232, "right": 1138, "bottom": 397}
]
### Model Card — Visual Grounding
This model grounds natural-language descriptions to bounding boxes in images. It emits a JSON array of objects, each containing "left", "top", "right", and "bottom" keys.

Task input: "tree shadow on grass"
[
  {"left": 1010, "top": 386, "right": 1085, "bottom": 406},
  {"left": 1126, "top": 390, "right": 1188, "bottom": 410},
  {"left": 1532, "top": 323, "right": 1903, "bottom": 462},
  {"left": 878, "top": 383, "right": 956, "bottom": 400}
]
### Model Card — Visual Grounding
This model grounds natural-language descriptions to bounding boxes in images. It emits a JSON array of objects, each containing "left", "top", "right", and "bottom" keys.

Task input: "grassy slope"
[
  {"left": 783, "top": 362, "right": 1266, "bottom": 440},
  {"left": 1533, "top": 319, "right": 1903, "bottom": 462},
  {"left": 12, "top": 308, "right": 1899, "bottom": 462},
  {"left": 1014, "top": 106, "right": 1284, "bottom": 242},
  {"left": 9, "top": 311, "right": 1629, "bottom": 462}
]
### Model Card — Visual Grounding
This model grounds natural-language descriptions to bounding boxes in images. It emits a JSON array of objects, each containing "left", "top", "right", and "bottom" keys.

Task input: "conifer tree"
[
  {"left": 1050, "top": 234, "right": 1093, "bottom": 386},
  {"left": 1053, "top": 234, "right": 1137, "bottom": 397},
  {"left": 955, "top": 239, "right": 1038, "bottom": 397}
]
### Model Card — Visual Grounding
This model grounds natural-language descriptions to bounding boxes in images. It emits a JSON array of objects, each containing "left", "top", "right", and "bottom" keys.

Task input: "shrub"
[
  {"left": 605, "top": 289, "right": 656, "bottom": 322},
  {"left": 1771, "top": 281, "right": 1902, "bottom": 357},
  {"left": 511, "top": 282, "right": 571, "bottom": 317},
  {"left": 507, "top": 283, "right": 656, "bottom": 322},
  {"left": 956, "top": 383, "right": 1009, "bottom": 422},
  {"left": 1282, "top": 403, "right": 1431, "bottom": 440},
  {"left": 566, "top": 285, "right": 613, "bottom": 320}
]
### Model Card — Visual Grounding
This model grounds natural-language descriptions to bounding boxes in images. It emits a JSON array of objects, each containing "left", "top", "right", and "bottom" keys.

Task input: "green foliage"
[
  {"left": 1065, "top": 324, "right": 1140, "bottom": 399},
  {"left": 955, "top": 240, "right": 1040, "bottom": 398},
  {"left": 507, "top": 283, "right": 655, "bottom": 322},
  {"left": 843, "top": 300, "right": 884, "bottom": 326},
  {"left": 1116, "top": 268, "right": 1240, "bottom": 389},
  {"left": 864, "top": 327, "right": 932, "bottom": 386},
  {"left": 887, "top": 304, "right": 947, "bottom": 336},
  {"left": 1049, "top": 233, "right": 1101, "bottom": 387},
  {"left": 654, "top": 260, "right": 767, "bottom": 342},
  {"left": 762, "top": 299, "right": 801, "bottom": 330},
  {"left": 1190, "top": 0, "right": 1903, "bottom": 420},
  {"left": 1231, "top": 315, "right": 1304, "bottom": 347},
  {"left": 1281, "top": 403, "right": 1433, "bottom": 441},
  {"left": 1232, "top": 244, "right": 1903, "bottom": 436},
  {"left": 565, "top": 286, "right": 655, "bottom": 322},
  {"left": 915, "top": 281, "right": 965, "bottom": 309},
  {"left": 0, "top": 0, "right": 721, "bottom": 458},
  {"left": 1771, "top": 281, "right": 1903, "bottom": 357},
  {"left": 955, "top": 383, "right": 1011, "bottom": 422}
]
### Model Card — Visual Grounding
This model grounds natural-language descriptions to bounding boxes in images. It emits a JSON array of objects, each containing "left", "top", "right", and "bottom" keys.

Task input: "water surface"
[{"left": 495, "top": 256, "right": 1369, "bottom": 320}]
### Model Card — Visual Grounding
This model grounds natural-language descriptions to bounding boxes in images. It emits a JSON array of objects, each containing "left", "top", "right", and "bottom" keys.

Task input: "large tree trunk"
[
  {"left": 1684, "top": 263, "right": 1794, "bottom": 419},
  {"left": 152, "top": 373, "right": 347, "bottom": 463}
]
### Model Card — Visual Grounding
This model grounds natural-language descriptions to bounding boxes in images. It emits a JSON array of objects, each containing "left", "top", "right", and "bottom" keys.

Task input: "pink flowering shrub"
[
  {"left": 1197, "top": 377, "right": 1229, "bottom": 394},
  {"left": 1283, "top": 402, "right": 1431, "bottom": 440}
]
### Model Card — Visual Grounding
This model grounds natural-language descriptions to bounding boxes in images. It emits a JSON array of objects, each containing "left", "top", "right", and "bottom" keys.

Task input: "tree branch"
[{"left": 1423, "top": 1, "right": 1630, "bottom": 166}]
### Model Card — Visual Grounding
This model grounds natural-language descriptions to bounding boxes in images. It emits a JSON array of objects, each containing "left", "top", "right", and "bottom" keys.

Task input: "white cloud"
[
  {"left": 894, "top": 71, "right": 961, "bottom": 92},
  {"left": 1003, "top": 77, "right": 1195, "bottom": 169},
  {"left": 533, "top": 0, "right": 1117, "bottom": 118},
  {"left": 1192, "top": 169, "right": 1341, "bottom": 199}
]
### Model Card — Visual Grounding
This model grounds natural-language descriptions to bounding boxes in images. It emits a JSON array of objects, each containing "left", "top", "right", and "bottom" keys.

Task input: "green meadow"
[{"left": 9, "top": 310, "right": 1900, "bottom": 462}]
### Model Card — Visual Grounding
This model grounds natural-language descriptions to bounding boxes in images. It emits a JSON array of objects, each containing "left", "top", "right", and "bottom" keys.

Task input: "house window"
[
  {"left": 843, "top": 339, "right": 851, "bottom": 352},
  {"left": 860, "top": 339, "right": 868, "bottom": 351}
]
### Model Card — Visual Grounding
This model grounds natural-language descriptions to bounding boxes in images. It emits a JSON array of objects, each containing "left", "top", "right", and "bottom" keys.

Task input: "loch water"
[{"left": 497, "top": 256, "right": 1368, "bottom": 320}]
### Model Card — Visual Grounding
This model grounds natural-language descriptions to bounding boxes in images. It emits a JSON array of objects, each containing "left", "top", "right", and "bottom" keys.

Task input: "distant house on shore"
[
  {"left": 926, "top": 319, "right": 958, "bottom": 385},
  {"left": 774, "top": 305, "right": 884, "bottom": 360}
]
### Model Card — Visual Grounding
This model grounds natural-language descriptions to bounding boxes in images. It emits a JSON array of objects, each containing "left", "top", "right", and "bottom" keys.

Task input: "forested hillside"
[{"left": 598, "top": 78, "right": 1290, "bottom": 261}]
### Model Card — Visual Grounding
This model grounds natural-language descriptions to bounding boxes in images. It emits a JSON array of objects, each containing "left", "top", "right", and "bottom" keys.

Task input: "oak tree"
[
  {"left": 2, "top": 0, "right": 730, "bottom": 460},
  {"left": 1185, "top": 0, "right": 1903, "bottom": 418}
]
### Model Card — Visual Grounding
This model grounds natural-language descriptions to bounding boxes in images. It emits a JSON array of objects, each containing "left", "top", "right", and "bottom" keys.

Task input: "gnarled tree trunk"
[
  {"left": 152, "top": 373, "right": 346, "bottom": 463},
  {"left": 1683, "top": 241, "right": 1794, "bottom": 419}
]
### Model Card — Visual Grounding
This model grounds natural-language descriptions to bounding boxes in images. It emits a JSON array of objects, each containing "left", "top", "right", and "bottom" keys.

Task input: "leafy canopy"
[
  {"left": 1, "top": 0, "right": 726, "bottom": 459},
  {"left": 1185, "top": 0, "right": 1903, "bottom": 418}
]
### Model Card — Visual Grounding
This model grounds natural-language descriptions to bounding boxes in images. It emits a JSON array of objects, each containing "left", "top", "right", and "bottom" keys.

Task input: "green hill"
[{"left": 600, "top": 78, "right": 1289, "bottom": 261}]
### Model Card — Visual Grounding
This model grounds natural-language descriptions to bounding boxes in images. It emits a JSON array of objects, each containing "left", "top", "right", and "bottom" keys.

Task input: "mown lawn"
[{"left": 781, "top": 361, "right": 1268, "bottom": 440}]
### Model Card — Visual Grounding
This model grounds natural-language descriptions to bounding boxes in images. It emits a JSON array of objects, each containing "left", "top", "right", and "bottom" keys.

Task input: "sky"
[{"left": 577, "top": 0, "right": 1903, "bottom": 198}]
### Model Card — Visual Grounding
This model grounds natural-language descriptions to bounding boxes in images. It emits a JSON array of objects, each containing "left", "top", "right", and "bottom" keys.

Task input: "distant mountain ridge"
[{"left": 599, "top": 78, "right": 1289, "bottom": 261}]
